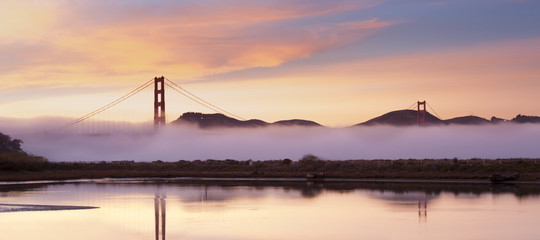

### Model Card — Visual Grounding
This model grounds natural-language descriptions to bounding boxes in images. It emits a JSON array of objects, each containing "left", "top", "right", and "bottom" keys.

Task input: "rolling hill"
[
  {"left": 171, "top": 112, "right": 322, "bottom": 128},
  {"left": 356, "top": 110, "right": 443, "bottom": 126},
  {"left": 171, "top": 111, "right": 540, "bottom": 128}
]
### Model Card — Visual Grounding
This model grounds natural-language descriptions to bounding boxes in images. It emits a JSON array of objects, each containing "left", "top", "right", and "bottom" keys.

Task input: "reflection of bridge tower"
[
  {"left": 418, "top": 192, "right": 427, "bottom": 222},
  {"left": 155, "top": 194, "right": 166, "bottom": 240},
  {"left": 202, "top": 185, "right": 208, "bottom": 202}
]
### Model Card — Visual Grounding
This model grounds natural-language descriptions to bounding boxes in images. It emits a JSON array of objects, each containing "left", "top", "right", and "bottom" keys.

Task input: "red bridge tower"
[
  {"left": 154, "top": 76, "right": 165, "bottom": 128},
  {"left": 417, "top": 101, "right": 426, "bottom": 127}
]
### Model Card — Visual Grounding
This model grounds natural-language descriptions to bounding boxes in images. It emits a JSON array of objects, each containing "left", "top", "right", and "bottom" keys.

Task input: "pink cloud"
[
  {"left": 338, "top": 18, "right": 399, "bottom": 30},
  {"left": 0, "top": 0, "right": 393, "bottom": 83},
  {"left": 65, "top": 0, "right": 385, "bottom": 26}
]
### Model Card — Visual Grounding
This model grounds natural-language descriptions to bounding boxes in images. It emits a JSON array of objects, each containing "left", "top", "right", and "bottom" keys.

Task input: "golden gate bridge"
[
  {"left": 63, "top": 76, "right": 246, "bottom": 134},
  {"left": 64, "top": 76, "right": 440, "bottom": 133}
]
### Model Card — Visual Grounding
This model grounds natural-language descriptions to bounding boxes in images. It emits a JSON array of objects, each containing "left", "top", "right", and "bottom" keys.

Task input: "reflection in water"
[
  {"left": 302, "top": 182, "right": 324, "bottom": 198},
  {"left": 418, "top": 192, "right": 427, "bottom": 222},
  {"left": 202, "top": 185, "right": 208, "bottom": 201},
  {"left": 1, "top": 181, "right": 540, "bottom": 240},
  {"left": 154, "top": 194, "right": 166, "bottom": 240}
]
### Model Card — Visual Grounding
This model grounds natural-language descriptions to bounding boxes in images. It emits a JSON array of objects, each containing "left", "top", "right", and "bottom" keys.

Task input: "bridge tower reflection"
[
  {"left": 418, "top": 192, "right": 427, "bottom": 222},
  {"left": 155, "top": 194, "right": 166, "bottom": 240}
]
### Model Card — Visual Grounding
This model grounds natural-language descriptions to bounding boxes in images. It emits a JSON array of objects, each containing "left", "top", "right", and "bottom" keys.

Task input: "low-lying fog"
[{"left": 2, "top": 117, "right": 540, "bottom": 161}]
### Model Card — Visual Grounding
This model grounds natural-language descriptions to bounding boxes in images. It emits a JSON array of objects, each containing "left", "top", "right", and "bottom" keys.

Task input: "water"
[{"left": 1, "top": 180, "right": 540, "bottom": 240}]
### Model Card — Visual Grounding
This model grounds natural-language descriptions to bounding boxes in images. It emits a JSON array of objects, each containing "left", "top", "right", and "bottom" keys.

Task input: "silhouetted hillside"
[
  {"left": 171, "top": 112, "right": 264, "bottom": 128},
  {"left": 357, "top": 110, "right": 443, "bottom": 126},
  {"left": 172, "top": 111, "right": 540, "bottom": 129},
  {"left": 272, "top": 119, "right": 321, "bottom": 127},
  {"left": 444, "top": 116, "right": 490, "bottom": 125},
  {"left": 354, "top": 111, "right": 540, "bottom": 127},
  {"left": 490, "top": 116, "right": 506, "bottom": 124},
  {"left": 244, "top": 119, "right": 268, "bottom": 127},
  {"left": 172, "top": 112, "right": 322, "bottom": 128},
  {"left": 511, "top": 114, "right": 540, "bottom": 124}
]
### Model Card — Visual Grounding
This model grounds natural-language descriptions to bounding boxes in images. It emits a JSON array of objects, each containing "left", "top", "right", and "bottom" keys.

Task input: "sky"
[{"left": 1, "top": 0, "right": 540, "bottom": 127}]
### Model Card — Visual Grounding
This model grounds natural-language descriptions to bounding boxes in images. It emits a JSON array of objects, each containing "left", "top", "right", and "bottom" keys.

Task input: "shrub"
[
  {"left": 0, "top": 132, "right": 23, "bottom": 154},
  {"left": 0, "top": 152, "right": 48, "bottom": 171},
  {"left": 298, "top": 154, "right": 325, "bottom": 171},
  {"left": 299, "top": 154, "right": 321, "bottom": 163},
  {"left": 282, "top": 158, "right": 292, "bottom": 166}
]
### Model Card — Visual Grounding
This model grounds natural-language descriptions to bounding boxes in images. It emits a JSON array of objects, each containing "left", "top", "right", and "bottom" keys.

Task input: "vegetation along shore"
[
  {"left": 2, "top": 154, "right": 540, "bottom": 182},
  {"left": 2, "top": 131, "right": 540, "bottom": 183}
]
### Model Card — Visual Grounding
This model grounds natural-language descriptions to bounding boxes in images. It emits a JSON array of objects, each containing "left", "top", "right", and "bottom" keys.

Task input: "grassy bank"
[{"left": 2, "top": 155, "right": 540, "bottom": 182}]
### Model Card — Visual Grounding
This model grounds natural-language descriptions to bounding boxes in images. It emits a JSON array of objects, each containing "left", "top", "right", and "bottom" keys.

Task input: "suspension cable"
[
  {"left": 164, "top": 82, "right": 246, "bottom": 120},
  {"left": 65, "top": 79, "right": 154, "bottom": 128},
  {"left": 406, "top": 102, "right": 417, "bottom": 110},
  {"left": 164, "top": 78, "right": 246, "bottom": 120},
  {"left": 164, "top": 83, "right": 220, "bottom": 113},
  {"left": 427, "top": 102, "right": 442, "bottom": 119}
]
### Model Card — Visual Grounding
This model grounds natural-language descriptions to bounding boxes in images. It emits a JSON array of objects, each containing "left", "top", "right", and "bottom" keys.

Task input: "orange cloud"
[
  {"left": 0, "top": 1, "right": 59, "bottom": 42},
  {"left": 108, "top": 0, "right": 385, "bottom": 26},
  {"left": 0, "top": 0, "right": 392, "bottom": 89},
  {"left": 337, "top": 18, "right": 399, "bottom": 30}
]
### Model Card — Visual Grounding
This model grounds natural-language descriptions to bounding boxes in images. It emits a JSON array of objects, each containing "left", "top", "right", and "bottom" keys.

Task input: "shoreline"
[
  {"left": 0, "top": 203, "right": 98, "bottom": 213},
  {"left": 2, "top": 172, "right": 540, "bottom": 186},
  {"left": 5, "top": 174, "right": 540, "bottom": 200},
  {"left": 2, "top": 158, "right": 540, "bottom": 183},
  {"left": 0, "top": 170, "right": 502, "bottom": 182}
]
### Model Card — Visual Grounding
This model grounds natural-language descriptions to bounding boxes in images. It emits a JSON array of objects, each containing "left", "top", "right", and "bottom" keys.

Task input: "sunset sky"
[{"left": 1, "top": 0, "right": 539, "bottom": 127}]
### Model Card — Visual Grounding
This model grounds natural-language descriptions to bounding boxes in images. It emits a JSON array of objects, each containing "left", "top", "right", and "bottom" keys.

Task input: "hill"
[
  {"left": 171, "top": 111, "right": 540, "bottom": 128},
  {"left": 444, "top": 116, "right": 491, "bottom": 125},
  {"left": 272, "top": 119, "right": 321, "bottom": 127},
  {"left": 356, "top": 111, "right": 540, "bottom": 127},
  {"left": 511, "top": 114, "right": 540, "bottom": 124},
  {"left": 171, "top": 112, "right": 322, "bottom": 128},
  {"left": 171, "top": 112, "right": 263, "bottom": 128},
  {"left": 357, "top": 110, "right": 443, "bottom": 126}
]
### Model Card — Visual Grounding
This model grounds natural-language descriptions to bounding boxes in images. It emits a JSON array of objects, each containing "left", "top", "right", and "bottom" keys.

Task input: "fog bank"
[{"left": 2, "top": 117, "right": 540, "bottom": 161}]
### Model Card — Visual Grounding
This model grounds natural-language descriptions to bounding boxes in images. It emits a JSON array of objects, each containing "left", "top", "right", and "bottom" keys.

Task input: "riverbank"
[{"left": 2, "top": 158, "right": 540, "bottom": 182}]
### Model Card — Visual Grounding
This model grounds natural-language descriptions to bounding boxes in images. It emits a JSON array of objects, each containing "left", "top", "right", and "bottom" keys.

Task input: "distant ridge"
[
  {"left": 170, "top": 111, "right": 540, "bottom": 128},
  {"left": 272, "top": 119, "right": 321, "bottom": 127},
  {"left": 444, "top": 116, "right": 491, "bottom": 125},
  {"left": 511, "top": 114, "right": 540, "bottom": 124},
  {"left": 171, "top": 112, "right": 322, "bottom": 128},
  {"left": 357, "top": 110, "right": 443, "bottom": 126},
  {"left": 358, "top": 111, "right": 540, "bottom": 126},
  {"left": 171, "top": 112, "right": 263, "bottom": 128}
]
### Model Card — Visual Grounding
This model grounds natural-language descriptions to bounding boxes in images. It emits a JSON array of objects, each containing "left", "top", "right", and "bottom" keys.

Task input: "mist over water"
[{"left": 2, "top": 117, "right": 540, "bottom": 161}]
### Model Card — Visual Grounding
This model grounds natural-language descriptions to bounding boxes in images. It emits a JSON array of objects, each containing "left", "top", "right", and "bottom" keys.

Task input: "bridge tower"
[
  {"left": 154, "top": 76, "right": 166, "bottom": 128},
  {"left": 417, "top": 101, "right": 426, "bottom": 127}
]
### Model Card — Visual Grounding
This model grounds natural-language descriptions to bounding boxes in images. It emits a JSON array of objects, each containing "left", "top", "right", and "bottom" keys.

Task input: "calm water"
[{"left": 1, "top": 180, "right": 540, "bottom": 240}]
